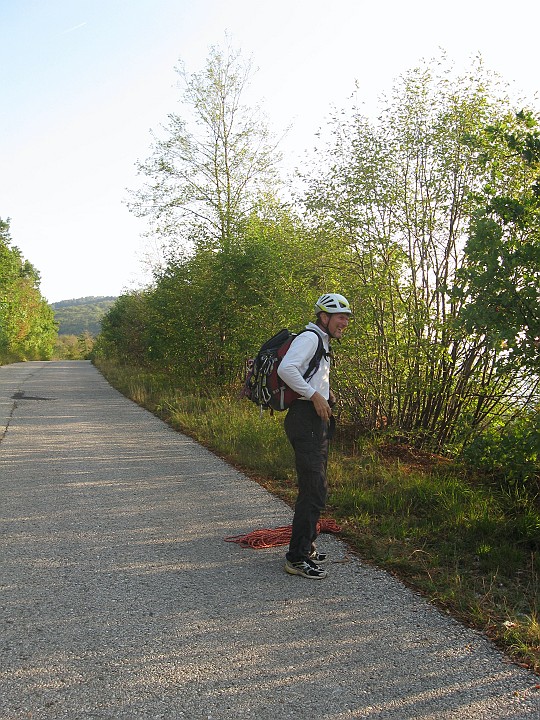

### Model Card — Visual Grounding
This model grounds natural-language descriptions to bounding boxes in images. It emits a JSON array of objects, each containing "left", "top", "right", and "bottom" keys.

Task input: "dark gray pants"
[{"left": 284, "top": 400, "right": 333, "bottom": 563}]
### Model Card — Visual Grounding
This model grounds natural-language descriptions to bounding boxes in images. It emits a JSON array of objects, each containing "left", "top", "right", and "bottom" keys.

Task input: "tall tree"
[
  {"left": 129, "top": 40, "right": 281, "bottom": 255},
  {"left": 127, "top": 41, "right": 289, "bottom": 381}
]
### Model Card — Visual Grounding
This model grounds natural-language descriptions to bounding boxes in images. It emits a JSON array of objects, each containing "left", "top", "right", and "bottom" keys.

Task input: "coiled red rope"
[{"left": 224, "top": 518, "right": 341, "bottom": 549}]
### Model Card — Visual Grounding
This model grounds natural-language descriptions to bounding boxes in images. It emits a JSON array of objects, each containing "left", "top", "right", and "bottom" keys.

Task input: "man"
[{"left": 278, "top": 293, "right": 352, "bottom": 579}]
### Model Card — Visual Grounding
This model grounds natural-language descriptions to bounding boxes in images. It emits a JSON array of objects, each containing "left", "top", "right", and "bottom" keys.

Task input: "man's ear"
[{"left": 317, "top": 312, "right": 330, "bottom": 329}]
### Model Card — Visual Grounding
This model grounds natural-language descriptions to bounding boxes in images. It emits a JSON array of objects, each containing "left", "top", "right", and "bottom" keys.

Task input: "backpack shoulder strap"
[{"left": 298, "top": 328, "right": 327, "bottom": 381}]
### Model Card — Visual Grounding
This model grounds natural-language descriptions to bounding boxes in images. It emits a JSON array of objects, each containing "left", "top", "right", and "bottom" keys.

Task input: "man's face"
[{"left": 326, "top": 312, "right": 350, "bottom": 339}]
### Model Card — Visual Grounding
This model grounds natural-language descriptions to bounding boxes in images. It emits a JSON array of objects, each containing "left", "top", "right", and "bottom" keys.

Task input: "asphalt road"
[{"left": 1, "top": 360, "right": 539, "bottom": 719}]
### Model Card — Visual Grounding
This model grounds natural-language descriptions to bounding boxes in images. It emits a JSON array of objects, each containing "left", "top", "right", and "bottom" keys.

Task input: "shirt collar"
[{"left": 306, "top": 321, "right": 328, "bottom": 341}]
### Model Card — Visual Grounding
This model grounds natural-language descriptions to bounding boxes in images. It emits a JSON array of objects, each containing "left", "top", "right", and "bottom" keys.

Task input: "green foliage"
[
  {"left": 52, "top": 296, "right": 117, "bottom": 336},
  {"left": 93, "top": 291, "right": 153, "bottom": 366},
  {"left": 0, "top": 217, "right": 57, "bottom": 363},
  {"left": 97, "top": 207, "right": 326, "bottom": 388},
  {"left": 462, "top": 407, "right": 540, "bottom": 494},
  {"left": 53, "top": 332, "right": 95, "bottom": 360},
  {"left": 455, "top": 110, "right": 540, "bottom": 372}
]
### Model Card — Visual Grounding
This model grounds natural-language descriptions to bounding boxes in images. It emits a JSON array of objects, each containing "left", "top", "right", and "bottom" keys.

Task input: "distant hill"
[{"left": 52, "top": 296, "right": 117, "bottom": 336}]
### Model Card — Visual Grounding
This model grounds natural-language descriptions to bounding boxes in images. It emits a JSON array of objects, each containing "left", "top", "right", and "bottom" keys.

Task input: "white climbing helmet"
[{"left": 314, "top": 293, "right": 352, "bottom": 316}]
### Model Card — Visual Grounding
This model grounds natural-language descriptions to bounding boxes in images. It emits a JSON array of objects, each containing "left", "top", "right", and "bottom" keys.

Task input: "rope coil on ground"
[{"left": 224, "top": 518, "right": 341, "bottom": 549}]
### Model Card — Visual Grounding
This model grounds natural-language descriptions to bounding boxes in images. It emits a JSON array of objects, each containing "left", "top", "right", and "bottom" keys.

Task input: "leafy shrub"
[{"left": 462, "top": 409, "right": 539, "bottom": 494}]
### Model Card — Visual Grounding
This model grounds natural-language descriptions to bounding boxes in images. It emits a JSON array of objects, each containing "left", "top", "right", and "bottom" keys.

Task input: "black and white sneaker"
[
  {"left": 309, "top": 551, "right": 329, "bottom": 565},
  {"left": 284, "top": 559, "right": 327, "bottom": 579}
]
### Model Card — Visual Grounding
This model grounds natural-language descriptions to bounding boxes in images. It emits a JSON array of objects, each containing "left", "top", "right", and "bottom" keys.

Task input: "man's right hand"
[{"left": 311, "top": 391, "right": 332, "bottom": 421}]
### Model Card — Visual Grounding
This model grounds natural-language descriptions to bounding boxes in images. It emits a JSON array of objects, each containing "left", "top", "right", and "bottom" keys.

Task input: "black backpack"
[{"left": 242, "top": 328, "right": 325, "bottom": 412}]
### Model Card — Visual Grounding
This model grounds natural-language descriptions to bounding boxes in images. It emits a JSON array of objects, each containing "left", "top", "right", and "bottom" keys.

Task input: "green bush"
[{"left": 462, "top": 409, "right": 539, "bottom": 494}]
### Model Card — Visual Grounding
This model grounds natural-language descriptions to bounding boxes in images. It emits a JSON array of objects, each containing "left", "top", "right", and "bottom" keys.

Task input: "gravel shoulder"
[{"left": 1, "top": 360, "right": 539, "bottom": 719}]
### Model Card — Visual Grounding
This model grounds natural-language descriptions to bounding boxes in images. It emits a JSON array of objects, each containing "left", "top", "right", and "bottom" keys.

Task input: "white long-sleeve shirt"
[{"left": 277, "top": 322, "right": 330, "bottom": 401}]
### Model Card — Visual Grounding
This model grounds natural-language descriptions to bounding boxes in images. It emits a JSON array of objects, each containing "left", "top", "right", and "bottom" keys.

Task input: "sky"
[{"left": 1, "top": 0, "right": 539, "bottom": 304}]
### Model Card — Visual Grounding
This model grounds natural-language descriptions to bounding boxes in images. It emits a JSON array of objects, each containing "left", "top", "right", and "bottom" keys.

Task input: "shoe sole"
[{"left": 284, "top": 563, "right": 327, "bottom": 579}]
